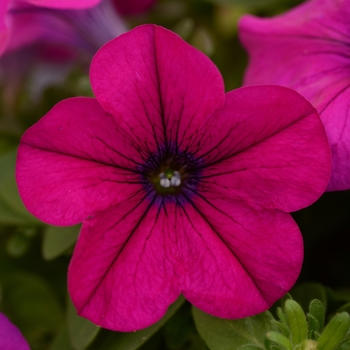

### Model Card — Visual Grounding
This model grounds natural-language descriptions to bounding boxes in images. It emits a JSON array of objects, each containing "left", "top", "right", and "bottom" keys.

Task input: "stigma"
[{"left": 159, "top": 169, "right": 181, "bottom": 188}]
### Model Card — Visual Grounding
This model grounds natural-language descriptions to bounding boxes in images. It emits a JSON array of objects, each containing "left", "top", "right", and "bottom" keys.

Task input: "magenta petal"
[
  {"left": 183, "top": 197, "right": 302, "bottom": 319},
  {"left": 25, "top": 0, "right": 102, "bottom": 8},
  {"left": 239, "top": 1, "right": 350, "bottom": 190},
  {"left": 69, "top": 194, "right": 302, "bottom": 329},
  {"left": 16, "top": 97, "right": 144, "bottom": 225},
  {"left": 90, "top": 25, "right": 225, "bottom": 151},
  {"left": 113, "top": 0, "right": 156, "bottom": 15},
  {"left": 68, "top": 194, "right": 180, "bottom": 331},
  {"left": 197, "top": 85, "right": 331, "bottom": 212},
  {"left": 0, "top": 0, "right": 10, "bottom": 54},
  {"left": 0, "top": 313, "right": 30, "bottom": 350}
]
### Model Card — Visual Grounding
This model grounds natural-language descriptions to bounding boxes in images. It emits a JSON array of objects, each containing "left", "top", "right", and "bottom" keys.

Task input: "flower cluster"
[{"left": 16, "top": 25, "right": 331, "bottom": 331}]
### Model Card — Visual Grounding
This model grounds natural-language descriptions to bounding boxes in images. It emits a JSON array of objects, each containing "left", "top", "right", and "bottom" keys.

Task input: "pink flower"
[
  {"left": 239, "top": 0, "right": 350, "bottom": 191},
  {"left": 113, "top": 0, "right": 156, "bottom": 16},
  {"left": 0, "top": 313, "right": 30, "bottom": 350},
  {"left": 16, "top": 25, "right": 331, "bottom": 331},
  {"left": 1, "top": 0, "right": 126, "bottom": 58}
]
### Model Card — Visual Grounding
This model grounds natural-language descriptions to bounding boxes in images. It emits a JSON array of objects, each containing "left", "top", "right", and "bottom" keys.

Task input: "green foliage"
[
  {"left": 193, "top": 298, "right": 350, "bottom": 350},
  {"left": 89, "top": 296, "right": 186, "bottom": 350},
  {"left": 42, "top": 224, "right": 80, "bottom": 260},
  {"left": 317, "top": 312, "right": 350, "bottom": 350},
  {"left": 0, "top": 272, "right": 64, "bottom": 348},
  {"left": 67, "top": 298, "right": 101, "bottom": 350},
  {"left": 284, "top": 300, "right": 308, "bottom": 346},
  {"left": 0, "top": 150, "right": 40, "bottom": 225},
  {"left": 192, "top": 307, "right": 277, "bottom": 350}
]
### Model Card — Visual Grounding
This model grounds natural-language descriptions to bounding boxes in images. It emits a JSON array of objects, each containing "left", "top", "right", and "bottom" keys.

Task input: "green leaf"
[
  {"left": 306, "top": 314, "right": 320, "bottom": 340},
  {"left": 162, "top": 302, "right": 195, "bottom": 349},
  {"left": 67, "top": 298, "right": 100, "bottom": 350},
  {"left": 42, "top": 225, "right": 80, "bottom": 260},
  {"left": 318, "top": 312, "right": 350, "bottom": 350},
  {"left": 1, "top": 271, "right": 64, "bottom": 347},
  {"left": 309, "top": 299, "right": 325, "bottom": 332},
  {"left": 266, "top": 331, "right": 293, "bottom": 350},
  {"left": 300, "top": 339, "right": 318, "bottom": 350},
  {"left": 91, "top": 296, "right": 186, "bottom": 350},
  {"left": 277, "top": 307, "right": 288, "bottom": 327},
  {"left": 6, "top": 232, "right": 30, "bottom": 257},
  {"left": 338, "top": 340, "right": 350, "bottom": 350},
  {"left": 0, "top": 150, "right": 40, "bottom": 225},
  {"left": 290, "top": 283, "right": 327, "bottom": 312},
  {"left": 284, "top": 299, "right": 308, "bottom": 346},
  {"left": 192, "top": 307, "right": 277, "bottom": 350},
  {"left": 238, "top": 345, "right": 264, "bottom": 350},
  {"left": 50, "top": 325, "right": 74, "bottom": 350},
  {"left": 273, "top": 320, "right": 290, "bottom": 338},
  {"left": 337, "top": 302, "right": 350, "bottom": 314}
]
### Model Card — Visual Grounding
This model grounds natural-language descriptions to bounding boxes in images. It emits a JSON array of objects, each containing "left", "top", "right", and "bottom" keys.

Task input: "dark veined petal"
[
  {"left": 68, "top": 192, "right": 302, "bottom": 330},
  {"left": 197, "top": 85, "right": 331, "bottom": 212},
  {"left": 90, "top": 24, "right": 225, "bottom": 152},
  {"left": 68, "top": 194, "right": 180, "bottom": 332},
  {"left": 16, "top": 97, "right": 143, "bottom": 225}
]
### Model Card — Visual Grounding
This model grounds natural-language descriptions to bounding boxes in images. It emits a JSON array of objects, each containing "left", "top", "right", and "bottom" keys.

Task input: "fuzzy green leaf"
[
  {"left": 277, "top": 307, "right": 288, "bottom": 327},
  {"left": 193, "top": 308, "right": 277, "bottom": 350},
  {"left": 273, "top": 320, "right": 290, "bottom": 338},
  {"left": 318, "top": 312, "right": 350, "bottom": 350},
  {"left": 284, "top": 300, "right": 308, "bottom": 346},
  {"left": 307, "top": 314, "right": 320, "bottom": 340},
  {"left": 266, "top": 331, "right": 293, "bottom": 350},
  {"left": 309, "top": 300, "right": 325, "bottom": 332}
]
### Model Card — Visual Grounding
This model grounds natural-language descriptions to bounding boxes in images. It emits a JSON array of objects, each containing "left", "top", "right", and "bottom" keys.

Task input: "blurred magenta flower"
[
  {"left": 0, "top": 313, "right": 30, "bottom": 350},
  {"left": 16, "top": 25, "right": 331, "bottom": 331},
  {"left": 113, "top": 0, "right": 156, "bottom": 16},
  {"left": 239, "top": 0, "right": 350, "bottom": 191},
  {"left": 1, "top": 0, "right": 126, "bottom": 58}
]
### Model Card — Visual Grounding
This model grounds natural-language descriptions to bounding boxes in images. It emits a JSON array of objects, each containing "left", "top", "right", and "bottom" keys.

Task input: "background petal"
[
  {"left": 0, "top": 313, "right": 30, "bottom": 350},
  {"left": 16, "top": 97, "right": 143, "bottom": 225},
  {"left": 196, "top": 85, "right": 331, "bottom": 212},
  {"left": 25, "top": 0, "right": 102, "bottom": 9},
  {"left": 239, "top": 0, "right": 350, "bottom": 190},
  {"left": 90, "top": 24, "right": 225, "bottom": 152},
  {"left": 68, "top": 194, "right": 180, "bottom": 332},
  {"left": 113, "top": 0, "right": 156, "bottom": 15},
  {"left": 0, "top": 0, "right": 10, "bottom": 55}
]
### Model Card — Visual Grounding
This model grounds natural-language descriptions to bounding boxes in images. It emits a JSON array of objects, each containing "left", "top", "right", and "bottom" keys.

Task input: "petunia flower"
[
  {"left": 16, "top": 25, "right": 331, "bottom": 331},
  {"left": 239, "top": 0, "right": 350, "bottom": 191},
  {"left": 0, "top": 312, "right": 30, "bottom": 350},
  {"left": 1, "top": 0, "right": 126, "bottom": 58}
]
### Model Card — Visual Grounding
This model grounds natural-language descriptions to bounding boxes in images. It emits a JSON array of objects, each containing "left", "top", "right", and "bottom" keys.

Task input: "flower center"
[
  {"left": 159, "top": 169, "right": 181, "bottom": 188},
  {"left": 138, "top": 143, "right": 203, "bottom": 204}
]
